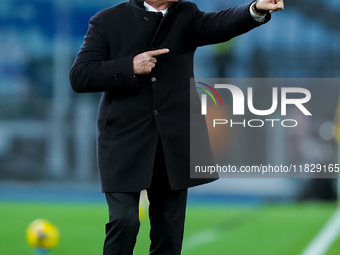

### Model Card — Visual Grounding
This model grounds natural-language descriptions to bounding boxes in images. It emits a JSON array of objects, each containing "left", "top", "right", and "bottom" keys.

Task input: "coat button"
[
  {"left": 143, "top": 16, "right": 150, "bottom": 22},
  {"left": 113, "top": 74, "right": 119, "bottom": 80},
  {"left": 151, "top": 77, "right": 157, "bottom": 82},
  {"left": 154, "top": 110, "right": 159, "bottom": 116}
]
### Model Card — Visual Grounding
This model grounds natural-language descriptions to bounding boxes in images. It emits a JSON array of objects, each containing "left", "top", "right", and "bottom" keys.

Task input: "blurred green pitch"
[{"left": 0, "top": 202, "right": 339, "bottom": 255}]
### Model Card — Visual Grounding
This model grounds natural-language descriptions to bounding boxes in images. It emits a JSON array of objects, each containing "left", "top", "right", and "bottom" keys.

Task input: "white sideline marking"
[
  {"left": 301, "top": 208, "right": 340, "bottom": 255},
  {"left": 182, "top": 229, "right": 220, "bottom": 251}
]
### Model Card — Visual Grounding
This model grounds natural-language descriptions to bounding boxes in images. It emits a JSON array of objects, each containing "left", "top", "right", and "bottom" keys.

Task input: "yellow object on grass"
[
  {"left": 26, "top": 219, "right": 60, "bottom": 249},
  {"left": 139, "top": 190, "right": 149, "bottom": 221}
]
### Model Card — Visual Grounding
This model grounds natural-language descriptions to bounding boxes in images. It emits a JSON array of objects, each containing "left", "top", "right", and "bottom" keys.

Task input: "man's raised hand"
[
  {"left": 256, "top": 0, "right": 284, "bottom": 13},
  {"left": 133, "top": 49, "right": 170, "bottom": 75}
]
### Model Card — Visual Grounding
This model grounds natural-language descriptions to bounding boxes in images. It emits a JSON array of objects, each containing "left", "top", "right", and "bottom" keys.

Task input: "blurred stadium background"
[{"left": 0, "top": 0, "right": 340, "bottom": 254}]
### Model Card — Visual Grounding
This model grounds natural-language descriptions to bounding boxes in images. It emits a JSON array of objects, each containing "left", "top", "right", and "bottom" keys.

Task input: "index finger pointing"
[{"left": 149, "top": 48, "right": 170, "bottom": 57}]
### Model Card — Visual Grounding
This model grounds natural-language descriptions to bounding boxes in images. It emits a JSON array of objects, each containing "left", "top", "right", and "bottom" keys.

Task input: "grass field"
[{"left": 0, "top": 202, "right": 339, "bottom": 255}]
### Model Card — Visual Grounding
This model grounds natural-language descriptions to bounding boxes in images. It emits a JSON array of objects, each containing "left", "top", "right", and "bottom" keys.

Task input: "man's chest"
[{"left": 101, "top": 8, "right": 194, "bottom": 58}]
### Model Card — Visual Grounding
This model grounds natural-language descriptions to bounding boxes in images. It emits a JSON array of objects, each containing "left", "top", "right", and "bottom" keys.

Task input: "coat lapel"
[
  {"left": 149, "top": 5, "right": 178, "bottom": 49},
  {"left": 129, "top": 0, "right": 179, "bottom": 49}
]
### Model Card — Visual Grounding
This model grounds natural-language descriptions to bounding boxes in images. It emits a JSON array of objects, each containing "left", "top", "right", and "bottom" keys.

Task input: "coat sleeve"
[
  {"left": 69, "top": 15, "right": 137, "bottom": 93},
  {"left": 191, "top": 1, "right": 271, "bottom": 47}
]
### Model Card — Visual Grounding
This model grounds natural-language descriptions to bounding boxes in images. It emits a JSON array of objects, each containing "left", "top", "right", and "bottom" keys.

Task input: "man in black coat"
[{"left": 69, "top": 0, "right": 284, "bottom": 254}]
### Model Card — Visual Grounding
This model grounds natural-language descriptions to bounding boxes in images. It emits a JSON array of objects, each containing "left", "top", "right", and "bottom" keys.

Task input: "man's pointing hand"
[
  {"left": 133, "top": 49, "right": 170, "bottom": 75},
  {"left": 255, "top": 0, "right": 284, "bottom": 13}
]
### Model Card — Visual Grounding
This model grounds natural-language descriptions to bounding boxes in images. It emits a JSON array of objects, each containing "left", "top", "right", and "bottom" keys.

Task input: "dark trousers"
[{"left": 103, "top": 138, "right": 188, "bottom": 255}]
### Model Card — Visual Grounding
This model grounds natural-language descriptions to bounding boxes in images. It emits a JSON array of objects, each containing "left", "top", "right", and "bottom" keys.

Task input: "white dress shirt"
[{"left": 144, "top": 1, "right": 169, "bottom": 16}]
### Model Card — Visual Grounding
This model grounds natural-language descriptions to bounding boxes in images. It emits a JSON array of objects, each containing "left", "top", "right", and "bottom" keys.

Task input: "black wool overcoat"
[{"left": 69, "top": 0, "right": 270, "bottom": 192}]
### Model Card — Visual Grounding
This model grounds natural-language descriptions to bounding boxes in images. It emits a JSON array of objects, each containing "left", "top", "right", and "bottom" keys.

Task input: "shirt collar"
[{"left": 144, "top": 1, "right": 168, "bottom": 16}]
